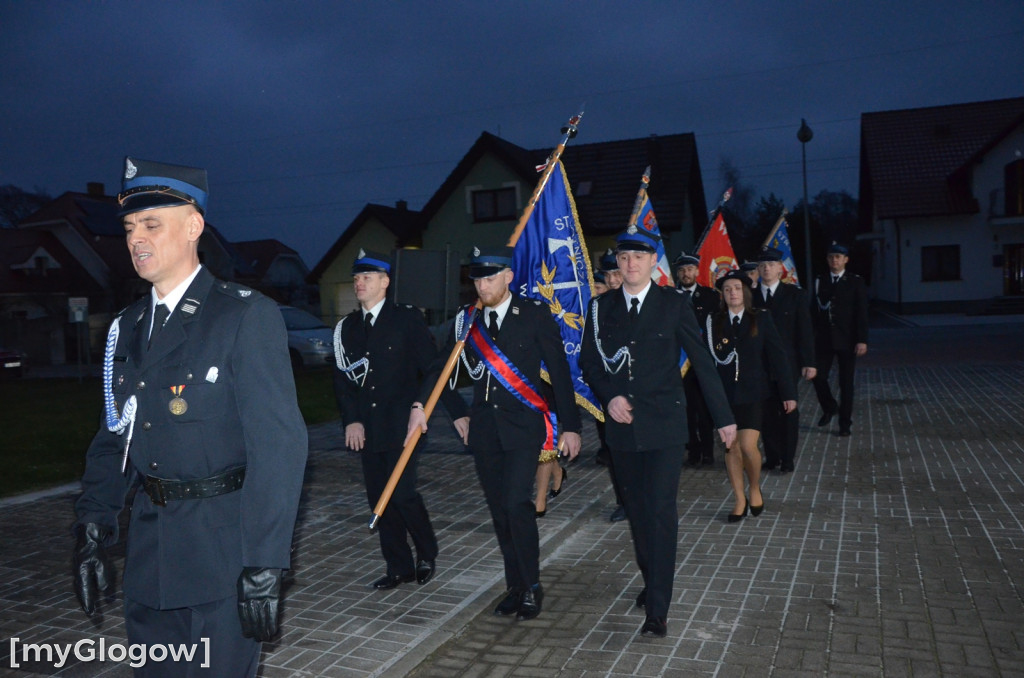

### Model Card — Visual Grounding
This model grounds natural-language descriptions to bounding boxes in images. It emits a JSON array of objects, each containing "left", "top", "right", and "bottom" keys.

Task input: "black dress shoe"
[
  {"left": 635, "top": 587, "right": 647, "bottom": 609},
  {"left": 494, "top": 589, "right": 522, "bottom": 616},
  {"left": 817, "top": 411, "right": 835, "bottom": 427},
  {"left": 762, "top": 462, "right": 777, "bottom": 471},
  {"left": 548, "top": 467, "right": 567, "bottom": 498},
  {"left": 416, "top": 559, "right": 436, "bottom": 585},
  {"left": 838, "top": 428, "right": 851, "bottom": 437},
  {"left": 780, "top": 463, "right": 794, "bottom": 473},
  {"left": 701, "top": 456, "right": 715, "bottom": 466},
  {"left": 372, "top": 572, "right": 415, "bottom": 590},
  {"left": 641, "top": 616, "right": 667, "bottom": 637},
  {"left": 683, "top": 456, "right": 700, "bottom": 468},
  {"left": 535, "top": 508, "right": 546, "bottom": 518},
  {"left": 609, "top": 505, "right": 627, "bottom": 522},
  {"left": 516, "top": 584, "right": 543, "bottom": 621}
]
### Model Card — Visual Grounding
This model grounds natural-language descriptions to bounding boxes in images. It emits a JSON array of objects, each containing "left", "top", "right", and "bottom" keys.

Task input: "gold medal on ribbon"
[{"left": 169, "top": 385, "right": 188, "bottom": 415}]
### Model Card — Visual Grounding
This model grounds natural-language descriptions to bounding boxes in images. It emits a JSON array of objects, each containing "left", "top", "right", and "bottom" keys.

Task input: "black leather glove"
[
  {"left": 73, "top": 523, "right": 114, "bottom": 616},
  {"left": 237, "top": 567, "right": 282, "bottom": 641}
]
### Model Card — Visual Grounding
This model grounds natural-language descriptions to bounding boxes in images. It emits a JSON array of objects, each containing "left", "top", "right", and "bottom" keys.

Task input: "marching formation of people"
[{"left": 73, "top": 154, "right": 869, "bottom": 674}]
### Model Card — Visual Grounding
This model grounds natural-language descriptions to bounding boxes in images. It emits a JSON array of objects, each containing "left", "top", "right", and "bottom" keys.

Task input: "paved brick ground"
[{"left": 2, "top": 320, "right": 1023, "bottom": 677}]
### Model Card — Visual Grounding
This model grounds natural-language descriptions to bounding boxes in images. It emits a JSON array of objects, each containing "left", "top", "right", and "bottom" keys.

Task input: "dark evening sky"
[{"left": 2, "top": 1, "right": 1022, "bottom": 265}]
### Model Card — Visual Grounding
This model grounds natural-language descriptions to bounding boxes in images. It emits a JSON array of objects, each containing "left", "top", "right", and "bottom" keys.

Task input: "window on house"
[
  {"left": 471, "top": 187, "right": 517, "bottom": 222},
  {"left": 1005, "top": 158, "right": 1024, "bottom": 217},
  {"left": 921, "top": 245, "right": 960, "bottom": 282}
]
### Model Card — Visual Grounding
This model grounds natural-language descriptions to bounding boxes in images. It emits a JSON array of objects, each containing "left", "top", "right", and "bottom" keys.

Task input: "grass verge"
[{"left": 0, "top": 367, "right": 337, "bottom": 498}]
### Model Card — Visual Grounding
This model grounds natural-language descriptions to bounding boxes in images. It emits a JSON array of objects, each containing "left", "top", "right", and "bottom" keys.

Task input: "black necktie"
[
  {"left": 764, "top": 288, "right": 773, "bottom": 307},
  {"left": 731, "top": 315, "right": 741, "bottom": 336},
  {"left": 683, "top": 289, "right": 693, "bottom": 302},
  {"left": 832, "top": 275, "right": 839, "bottom": 285},
  {"left": 149, "top": 303, "right": 169, "bottom": 349},
  {"left": 363, "top": 312, "right": 374, "bottom": 335},
  {"left": 628, "top": 297, "right": 640, "bottom": 323},
  {"left": 488, "top": 310, "right": 500, "bottom": 339}
]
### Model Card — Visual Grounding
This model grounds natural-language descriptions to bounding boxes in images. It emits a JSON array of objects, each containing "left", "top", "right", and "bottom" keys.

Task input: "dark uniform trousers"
[
  {"left": 125, "top": 597, "right": 259, "bottom": 677},
  {"left": 680, "top": 284, "right": 719, "bottom": 464},
  {"left": 811, "top": 273, "right": 869, "bottom": 430},
  {"left": 426, "top": 297, "right": 581, "bottom": 591},
  {"left": 334, "top": 302, "right": 462, "bottom": 578},
  {"left": 76, "top": 267, "right": 308, "bottom": 678},
  {"left": 581, "top": 286, "right": 734, "bottom": 620},
  {"left": 754, "top": 283, "right": 814, "bottom": 468}
]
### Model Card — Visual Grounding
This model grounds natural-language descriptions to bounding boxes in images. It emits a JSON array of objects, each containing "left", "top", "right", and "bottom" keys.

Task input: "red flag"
[{"left": 696, "top": 213, "right": 738, "bottom": 288}]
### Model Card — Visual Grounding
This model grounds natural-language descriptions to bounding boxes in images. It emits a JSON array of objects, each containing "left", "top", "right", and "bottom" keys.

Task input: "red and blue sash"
[{"left": 464, "top": 313, "right": 557, "bottom": 451}]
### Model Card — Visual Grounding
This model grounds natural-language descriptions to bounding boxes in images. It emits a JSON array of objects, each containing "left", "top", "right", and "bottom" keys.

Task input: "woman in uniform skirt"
[{"left": 707, "top": 270, "right": 797, "bottom": 522}]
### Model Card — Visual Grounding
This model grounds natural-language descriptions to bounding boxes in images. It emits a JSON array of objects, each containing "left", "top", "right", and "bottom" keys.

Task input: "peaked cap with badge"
[
  {"left": 117, "top": 157, "right": 209, "bottom": 217},
  {"left": 468, "top": 245, "right": 515, "bottom": 279},
  {"left": 352, "top": 249, "right": 392, "bottom": 275},
  {"left": 614, "top": 224, "right": 660, "bottom": 253}
]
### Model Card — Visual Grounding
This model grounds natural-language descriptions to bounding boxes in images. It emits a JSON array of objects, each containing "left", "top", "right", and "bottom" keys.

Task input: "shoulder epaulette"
[{"left": 214, "top": 281, "right": 260, "bottom": 302}]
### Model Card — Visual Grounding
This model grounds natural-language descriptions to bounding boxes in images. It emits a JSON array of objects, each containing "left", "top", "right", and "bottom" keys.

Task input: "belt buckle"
[{"left": 147, "top": 477, "right": 167, "bottom": 507}]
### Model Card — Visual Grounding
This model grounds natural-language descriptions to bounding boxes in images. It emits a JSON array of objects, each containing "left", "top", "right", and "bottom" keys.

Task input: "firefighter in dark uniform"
[
  {"left": 754, "top": 247, "right": 816, "bottom": 473},
  {"left": 673, "top": 251, "right": 720, "bottom": 467},
  {"left": 332, "top": 250, "right": 467, "bottom": 590},
  {"left": 811, "top": 242, "right": 869, "bottom": 436},
  {"left": 73, "top": 157, "right": 308, "bottom": 677},
  {"left": 580, "top": 226, "right": 736, "bottom": 639},
  {"left": 408, "top": 246, "right": 582, "bottom": 622}
]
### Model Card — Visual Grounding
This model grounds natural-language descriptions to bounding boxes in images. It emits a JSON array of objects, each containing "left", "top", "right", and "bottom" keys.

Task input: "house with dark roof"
[
  {"left": 310, "top": 131, "right": 707, "bottom": 323},
  {"left": 6, "top": 184, "right": 312, "bottom": 365},
  {"left": 859, "top": 96, "right": 1024, "bottom": 313},
  {"left": 233, "top": 239, "right": 314, "bottom": 308}
]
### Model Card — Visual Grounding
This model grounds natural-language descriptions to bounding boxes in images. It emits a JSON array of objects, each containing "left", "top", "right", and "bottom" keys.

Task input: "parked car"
[
  {"left": 279, "top": 306, "right": 335, "bottom": 370},
  {"left": 0, "top": 347, "right": 26, "bottom": 379}
]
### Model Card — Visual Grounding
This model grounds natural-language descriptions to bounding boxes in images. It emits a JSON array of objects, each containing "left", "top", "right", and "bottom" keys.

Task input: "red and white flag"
[{"left": 696, "top": 213, "right": 738, "bottom": 288}]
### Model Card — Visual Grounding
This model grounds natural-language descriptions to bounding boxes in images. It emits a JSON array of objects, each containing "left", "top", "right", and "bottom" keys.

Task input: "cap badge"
[
  {"left": 358, "top": 248, "right": 366, "bottom": 258},
  {"left": 125, "top": 159, "right": 137, "bottom": 180},
  {"left": 626, "top": 224, "right": 638, "bottom": 235},
  {"left": 473, "top": 246, "right": 481, "bottom": 257}
]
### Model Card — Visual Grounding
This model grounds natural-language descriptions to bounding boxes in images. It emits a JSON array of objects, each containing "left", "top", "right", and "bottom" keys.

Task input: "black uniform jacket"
[
  {"left": 76, "top": 267, "right": 308, "bottom": 610},
  {"left": 811, "top": 273, "right": 869, "bottom": 350},
  {"left": 706, "top": 309, "right": 797, "bottom": 405},
  {"left": 580, "top": 285, "right": 735, "bottom": 452},
  {"left": 333, "top": 301, "right": 466, "bottom": 452},
  {"left": 754, "top": 282, "right": 814, "bottom": 381},
  {"left": 679, "top": 284, "right": 720, "bottom": 327},
  {"left": 426, "top": 296, "right": 580, "bottom": 452}
]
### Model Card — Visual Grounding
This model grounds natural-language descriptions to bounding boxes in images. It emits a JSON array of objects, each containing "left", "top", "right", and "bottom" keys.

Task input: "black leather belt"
[{"left": 143, "top": 466, "right": 246, "bottom": 507}]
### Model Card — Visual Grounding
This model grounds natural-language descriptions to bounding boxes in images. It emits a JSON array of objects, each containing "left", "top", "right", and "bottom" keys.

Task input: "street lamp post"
[{"left": 797, "top": 118, "right": 813, "bottom": 284}]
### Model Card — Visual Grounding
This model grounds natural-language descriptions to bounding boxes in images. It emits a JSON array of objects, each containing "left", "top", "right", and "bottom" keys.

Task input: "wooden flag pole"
[
  {"left": 368, "top": 107, "right": 585, "bottom": 532},
  {"left": 625, "top": 166, "right": 652, "bottom": 231},
  {"left": 761, "top": 208, "right": 789, "bottom": 249}
]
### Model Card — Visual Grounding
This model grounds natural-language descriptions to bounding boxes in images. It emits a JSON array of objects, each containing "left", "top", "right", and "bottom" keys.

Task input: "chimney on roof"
[
  {"left": 396, "top": 200, "right": 408, "bottom": 211},
  {"left": 86, "top": 182, "right": 105, "bottom": 196}
]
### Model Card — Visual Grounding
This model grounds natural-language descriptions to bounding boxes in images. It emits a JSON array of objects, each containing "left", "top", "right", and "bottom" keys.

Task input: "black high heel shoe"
[
  {"left": 750, "top": 497, "right": 765, "bottom": 517},
  {"left": 728, "top": 499, "right": 748, "bottom": 523},
  {"left": 548, "top": 466, "right": 567, "bottom": 499}
]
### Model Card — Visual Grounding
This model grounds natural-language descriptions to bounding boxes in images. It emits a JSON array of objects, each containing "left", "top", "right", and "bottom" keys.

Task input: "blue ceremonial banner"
[
  {"left": 765, "top": 216, "right": 801, "bottom": 286},
  {"left": 511, "top": 161, "right": 602, "bottom": 419}
]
